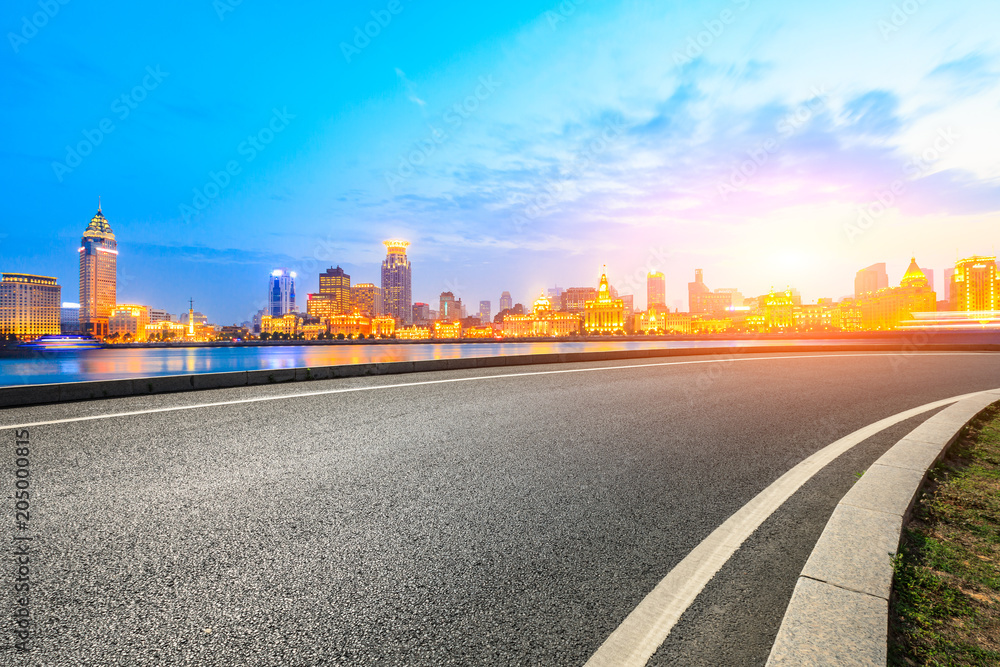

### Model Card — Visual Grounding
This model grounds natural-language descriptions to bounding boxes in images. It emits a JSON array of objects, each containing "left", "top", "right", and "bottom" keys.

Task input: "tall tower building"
[
  {"left": 950, "top": 256, "right": 998, "bottom": 312},
  {"left": 499, "top": 291, "right": 513, "bottom": 312},
  {"left": 319, "top": 266, "right": 351, "bottom": 314},
  {"left": 381, "top": 240, "right": 412, "bottom": 324},
  {"left": 647, "top": 271, "right": 666, "bottom": 309},
  {"left": 78, "top": 204, "right": 117, "bottom": 338},
  {"left": 269, "top": 269, "right": 297, "bottom": 317},
  {"left": 351, "top": 283, "right": 382, "bottom": 317},
  {"left": 479, "top": 300, "right": 491, "bottom": 323}
]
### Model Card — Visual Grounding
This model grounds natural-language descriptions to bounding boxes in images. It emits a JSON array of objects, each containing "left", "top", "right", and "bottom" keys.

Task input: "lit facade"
[
  {"left": 950, "top": 256, "right": 998, "bottom": 313},
  {"left": 688, "top": 269, "right": 733, "bottom": 314},
  {"left": 381, "top": 240, "right": 412, "bottom": 325},
  {"left": 268, "top": 269, "right": 297, "bottom": 317},
  {"left": 860, "top": 258, "right": 937, "bottom": 330},
  {"left": 108, "top": 304, "right": 151, "bottom": 341},
  {"left": 319, "top": 266, "right": 351, "bottom": 314},
  {"left": 433, "top": 321, "right": 462, "bottom": 338},
  {"left": 0, "top": 273, "right": 61, "bottom": 340},
  {"left": 351, "top": 283, "right": 382, "bottom": 317},
  {"left": 306, "top": 293, "right": 336, "bottom": 319},
  {"left": 479, "top": 300, "right": 491, "bottom": 323},
  {"left": 144, "top": 320, "right": 187, "bottom": 341},
  {"left": 261, "top": 313, "right": 301, "bottom": 336},
  {"left": 439, "top": 291, "right": 462, "bottom": 320},
  {"left": 78, "top": 206, "right": 117, "bottom": 338},
  {"left": 561, "top": 287, "right": 596, "bottom": 313},
  {"left": 502, "top": 294, "right": 581, "bottom": 337},
  {"left": 397, "top": 326, "right": 431, "bottom": 339},
  {"left": 584, "top": 273, "right": 625, "bottom": 334},
  {"left": 647, "top": 272, "right": 666, "bottom": 308},
  {"left": 636, "top": 306, "right": 690, "bottom": 334},
  {"left": 746, "top": 289, "right": 796, "bottom": 332}
]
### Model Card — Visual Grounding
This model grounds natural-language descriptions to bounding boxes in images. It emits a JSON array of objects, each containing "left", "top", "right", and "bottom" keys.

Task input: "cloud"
[{"left": 395, "top": 68, "right": 426, "bottom": 108}]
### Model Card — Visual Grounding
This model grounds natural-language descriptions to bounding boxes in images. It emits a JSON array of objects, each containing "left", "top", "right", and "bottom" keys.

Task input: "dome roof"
[{"left": 900, "top": 257, "right": 928, "bottom": 288}]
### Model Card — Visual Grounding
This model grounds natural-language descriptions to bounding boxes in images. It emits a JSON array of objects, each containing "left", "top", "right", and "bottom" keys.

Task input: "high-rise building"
[
  {"left": 647, "top": 271, "right": 666, "bottom": 309},
  {"left": 499, "top": 291, "right": 512, "bottom": 312},
  {"left": 0, "top": 273, "right": 61, "bottom": 340},
  {"left": 412, "top": 302, "right": 431, "bottom": 325},
  {"left": 922, "top": 268, "right": 934, "bottom": 294},
  {"left": 108, "top": 304, "right": 151, "bottom": 341},
  {"left": 854, "top": 263, "right": 889, "bottom": 299},
  {"left": 319, "top": 266, "right": 351, "bottom": 314},
  {"left": 950, "top": 256, "right": 999, "bottom": 312},
  {"left": 479, "top": 300, "right": 491, "bottom": 323},
  {"left": 860, "top": 258, "right": 937, "bottom": 330},
  {"left": 547, "top": 286, "right": 564, "bottom": 303},
  {"left": 943, "top": 268, "right": 955, "bottom": 303},
  {"left": 269, "top": 269, "right": 297, "bottom": 317},
  {"left": 79, "top": 205, "right": 117, "bottom": 338},
  {"left": 561, "top": 287, "right": 597, "bottom": 313},
  {"left": 688, "top": 270, "right": 732, "bottom": 314},
  {"left": 61, "top": 302, "right": 81, "bottom": 334},
  {"left": 306, "top": 293, "right": 336, "bottom": 318},
  {"left": 439, "top": 291, "right": 462, "bottom": 321},
  {"left": 381, "top": 240, "right": 412, "bottom": 324},
  {"left": 351, "top": 283, "right": 382, "bottom": 317}
]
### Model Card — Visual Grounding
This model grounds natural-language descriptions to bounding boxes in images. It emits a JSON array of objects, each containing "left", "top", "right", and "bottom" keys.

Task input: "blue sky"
[{"left": 2, "top": 0, "right": 999, "bottom": 322}]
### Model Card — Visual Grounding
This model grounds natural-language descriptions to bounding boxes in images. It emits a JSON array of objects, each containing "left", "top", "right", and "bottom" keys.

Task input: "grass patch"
[{"left": 889, "top": 404, "right": 1000, "bottom": 666}]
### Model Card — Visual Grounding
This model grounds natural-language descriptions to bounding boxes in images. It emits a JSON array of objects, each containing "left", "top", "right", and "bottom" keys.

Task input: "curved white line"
[
  {"left": 584, "top": 387, "right": 1000, "bottom": 667},
  {"left": 0, "top": 352, "right": 986, "bottom": 431}
]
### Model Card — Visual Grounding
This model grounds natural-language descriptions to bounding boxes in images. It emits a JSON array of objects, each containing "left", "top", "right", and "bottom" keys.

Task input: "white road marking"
[
  {"left": 584, "top": 387, "right": 1000, "bottom": 667},
  {"left": 0, "top": 352, "right": 985, "bottom": 431}
]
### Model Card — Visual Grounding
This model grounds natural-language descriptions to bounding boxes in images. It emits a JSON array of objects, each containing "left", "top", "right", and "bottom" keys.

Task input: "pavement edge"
[{"left": 765, "top": 390, "right": 1000, "bottom": 666}]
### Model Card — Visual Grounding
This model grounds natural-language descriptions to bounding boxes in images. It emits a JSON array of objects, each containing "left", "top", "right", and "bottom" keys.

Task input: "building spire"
[{"left": 98, "top": 195, "right": 102, "bottom": 214}]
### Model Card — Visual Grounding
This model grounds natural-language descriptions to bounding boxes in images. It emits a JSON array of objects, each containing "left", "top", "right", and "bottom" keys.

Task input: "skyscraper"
[
  {"left": 499, "top": 291, "right": 512, "bottom": 312},
  {"left": 854, "top": 263, "right": 889, "bottom": 299},
  {"left": 381, "top": 240, "right": 412, "bottom": 324},
  {"left": 269, "top": 269, "right": 297, "bottom": 317},
  {"left": 78, "top": 204, "right": 117, "bottom": 338},
  {"left": 647, "top": 271, "right": 666, "bottom": 308},
  {"left": 351, "top": 283, "right": 382, "bottom": 317},
  {"left": 479, "top": 300, "right": 491, "bottom": 323},
  {"left": 950, "top": 256, "right": 999, "bottom": 312},
  {"left": 439, "top": 292, "right": 462, "bottom": 321},
  {"left": 0, "top": 273, "right": 61, "bottom": 340},
  {"left": 319, "top": 266, "right": 351, "bottom": 314}
]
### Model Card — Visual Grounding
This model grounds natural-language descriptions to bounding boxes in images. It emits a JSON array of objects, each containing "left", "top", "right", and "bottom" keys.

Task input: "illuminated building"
[
  {"left": 860, "top": 258, "right": 937, "bottom": 330},
  {"left": 319, "top": 266, "right": 351, "bottom": 314},
  {"left": 692, "top": 316, "right": 731, "bottom": 334},
  {"left": 439, "top": 292, "right": 462, "bottom": 320},
  {"left": 144, "top": 320, "right": 187, "bottom": 341},
  {"left": 463, "top": 325, "right": 496, "bottom": 338},
  {"left": 647, "top": 272, "right": 666, "bottom": 308},
  {"left": 688, "top": 270, "right": 733, "bottom": 314},
  {"left": 0, "top": 273, "right": 61, "bottom": 340},
  {"left": 943, "top": 268, "right": 954, "bottom": 303},
  {"left": 397, "top": 326, "right": 431, "bottom": 340},
  {"left": 499, "top": 291, "right": 512, "bottom": 312},
  {"left": 306, "top": 293, "right": 336, "bottom": 318},
  {"left": 108, "top": 304, "right": 151, "bottom": 341},
  {"left": 351, "top": 283, "right": 382, "bottom": 317},
  {"left": 381, "top": 240, "right": 412, "bottom": 325},
  {"left": 61, "top": 302, "right": 81, "bottom": 334},
  {"left": 561, "top": 287, "right": 596, "bottom": 313},
  {"left": 794, "top": 303, "right": 833, "bottom": 331},
  {"left": 502, "top": 293, "right": 581, "bottom": 337},
  {"left": 370, "top": 316, "right": 395, "bottom": 337},
  {"left": 261, "top": 313, "right": 301, "bottom": 336},
  {"left": 636, "top": 306, "right": 691, "bottom": 334},
  {"left": 855, "top": 263, "right": 888, "bottom": 298},
  {"left": 584, "top": 272, "right": 625, "bottom": 334},
  {"left": 433, "top": 321, "right": 462, "bottom": 338},
  {"left": 78, "top": 205, "right": 117, "bottom": 338},
  {"left": 746, "top": 289, "right": 796, "bottom": 332},
  {"left": 412, "top": 302, "right": 431, "bottom": 325},
  {"left": 831, "top": 299, "right": 862, "bottom": 332},
  {"left": 479, "top": 300, "right": 491, "bottom": 323},
  {"left": 269, "top": 269, "right": 297, "bottom": 317},
  {"left": 950, "top": 256, "right": 998, "bottom": 313}
]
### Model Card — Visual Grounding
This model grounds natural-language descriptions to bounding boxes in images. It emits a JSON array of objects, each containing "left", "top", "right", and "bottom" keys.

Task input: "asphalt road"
[{"left": 4, "top": 351, "right": 1000, "bottom": 666}]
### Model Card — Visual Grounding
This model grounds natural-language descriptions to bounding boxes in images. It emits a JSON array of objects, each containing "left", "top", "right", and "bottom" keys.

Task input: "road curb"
[
  {"left": 0, "top": 344, "right": 995, "bottom": 409},
  {"left": 766, "top": 390, "right": 1000, "bottom": 666}
]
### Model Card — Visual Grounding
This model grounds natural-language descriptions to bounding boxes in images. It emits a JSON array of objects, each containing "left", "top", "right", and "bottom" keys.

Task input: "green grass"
[{"left": 889, "top": 404, "right": 1000, "bottom": 666}]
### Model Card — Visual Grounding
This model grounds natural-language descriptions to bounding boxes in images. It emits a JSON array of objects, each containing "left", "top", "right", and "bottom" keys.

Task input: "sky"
[{"left": 2, "top": 0, "right": 999, "bottom": 323}]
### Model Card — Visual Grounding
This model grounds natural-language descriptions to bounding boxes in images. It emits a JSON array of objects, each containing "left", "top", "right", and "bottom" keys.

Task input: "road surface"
[{"left": 3, "top": 351, "right": 999, "bottom": 665}]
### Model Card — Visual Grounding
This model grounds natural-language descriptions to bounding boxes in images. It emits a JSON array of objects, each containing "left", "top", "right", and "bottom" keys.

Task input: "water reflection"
[{"left": 0, "top": 338, "right": 932, "bottom": 387}]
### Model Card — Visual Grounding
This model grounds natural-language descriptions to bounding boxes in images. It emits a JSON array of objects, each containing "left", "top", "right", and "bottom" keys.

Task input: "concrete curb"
[
  {"left": 0, "top": 343, "right": 995, "bottom": 410},
  {"left": 766, "top": 390, "right": 1000, "bottom": 666}
]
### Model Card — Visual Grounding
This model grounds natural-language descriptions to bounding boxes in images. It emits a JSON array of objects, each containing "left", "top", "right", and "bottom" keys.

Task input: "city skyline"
[{"left": 3, "top": 2, "right": 999, "bottom": 323}]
